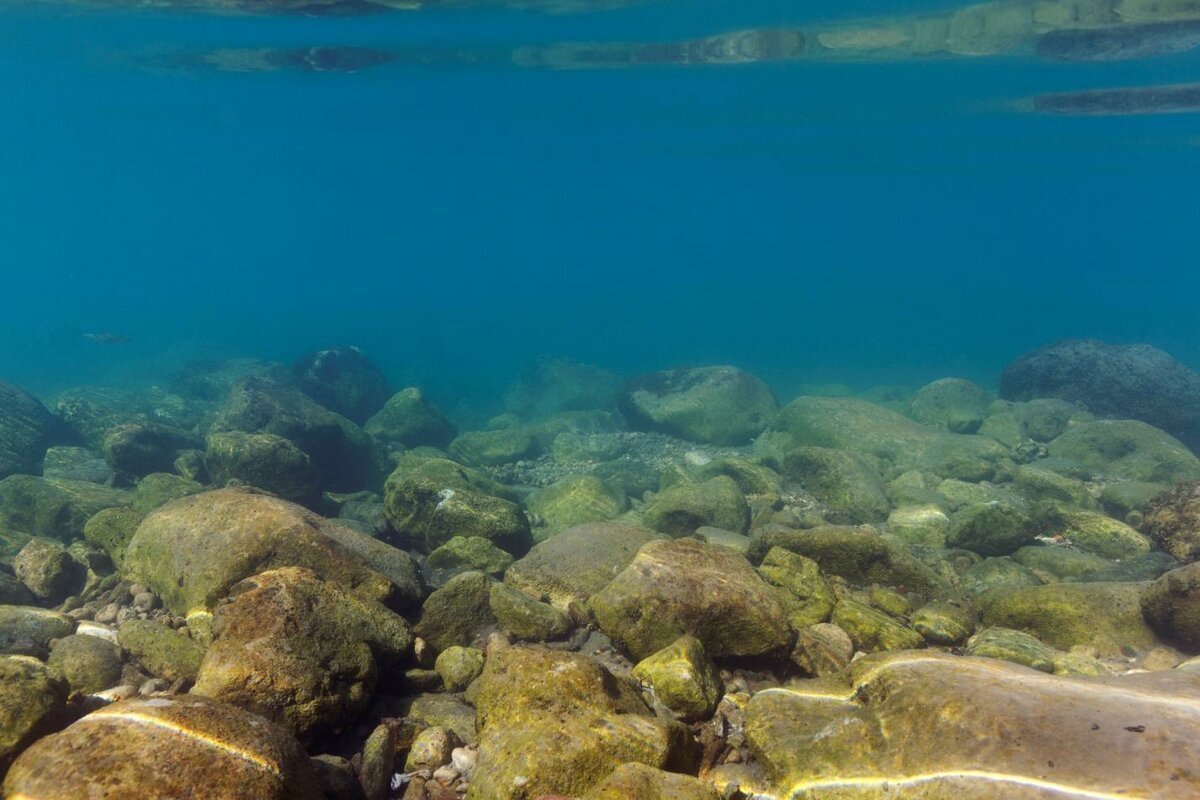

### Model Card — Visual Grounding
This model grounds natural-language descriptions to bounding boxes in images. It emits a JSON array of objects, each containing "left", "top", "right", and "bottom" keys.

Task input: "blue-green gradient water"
[{"left": 2, "top": 0, "right": 1199, "bottom": 408}]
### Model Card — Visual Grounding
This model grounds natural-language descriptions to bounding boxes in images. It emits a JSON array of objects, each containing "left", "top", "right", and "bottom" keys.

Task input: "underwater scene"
[{"left": 3, "top": 0, "right": 1200, "bottom": 797}]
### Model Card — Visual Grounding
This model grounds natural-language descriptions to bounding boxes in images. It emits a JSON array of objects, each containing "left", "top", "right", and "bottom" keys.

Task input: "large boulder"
[
  {"left": 589, "top": 538, "right": 792, "bottom": 661},
  {"left": 0, "top": 655, "right": 67, "bottom": 774},
  {"left": 946, "top": 502, "right": 1035, "bottom": 557},
  {"left": 3, "top": 695, "right": 322, "bottom": 800},
  {"left": 118, "top": 619, "right": 206, "bottom": 683},
  {"left": 293, "top": 346, "right": 391, "bottom": 425},
  {"left": 1142, "top": 562, "right": 1200, "bottom": 651},
  {"left": 745, "top": 651, "right": 1200, "bottom": 799},
  {"left": 53, "top": 385, "right": 202, "bottom": 450},
  {"left": 0, "top": 382, "right": 56, "bottom": 480},
  {"left": 583, "top": 763, "right": 719, "bottom": 800},
  {"left": 980, "top": 581, "right": 1155, "bottom": 655},
  {"left": 102, "top": 422, "right": 202, "bottom": 483},
  {"left": 0, "top": 606, "right": 74, "bottom": 658},
  {"left": 363, "top": 387, "right": 456, "bottom": 449},
  {"left": 123, "top": 488, "right": 423, "bottom": 623},
  {"left": 630, "top": 635, "right": 723, "bottom": 721},
  {"left": 1045, "top": 420, "right": 1200, "bottom": 484},
  {"left": 412, "top": 571, "right": 495, "bottom": 652},
  {"left": 620, "top": 366, "right": 778, "bottom": 446},
  {"left": 47, "top": 634, "right": 123, "bottom": 695},
  {"left": 1000, "top": 339, "right": 1200, "bottom": 448},
  {"left": 203, "top": 431, "right": 321, "bottom": 506},
  {"left": 209, "top": 377, "right": 386, "bottom": 492},
  {"left": 780, "top": 447, "right": 889, "bottom": 524},
  {"left": 525, "top": 475, "right": 628, "bottom": 540},
  {"left": 1143, "top": 480, "right": 1200, "bottom": 563},
  {"left": 12, "top": 538, "right": 83, "bottom": 602},
  {"left": 908, "top": 378, "right": 990, "bottom": 433},
  {"left": 192, "top": 567, "right": 411, "bottom": 738},
  {"left": 0, "top": 475, "right": 130, "bottom": 541},
  {"left": 505, "top": 357, "right": 622, "bottom": 418},
  {"left": 642, "top": 476, "right": 750, "bottom": 536}
]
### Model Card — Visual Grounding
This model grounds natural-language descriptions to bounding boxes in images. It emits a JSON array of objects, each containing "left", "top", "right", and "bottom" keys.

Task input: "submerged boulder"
[
  {"left": 0, "top": 475, "right": 130, "bottom": 541},
  {"left": 293, "top": 346, "right": 391, "bottom": 425},
  {"left": 12, "top": 538, "right": 83, "bottom": 602},
  {"left": 102, "top": 422, "right": 202, "bottom": 483},
  {"left": 781, "top": 446, "right": 889, "bottom": 524},
  {"left": 0, "top": 655, "right": 67, "bottom": 774},
  {"left": 908, "top": 378, "right": 990, "bottom": 433},
  {"left": 620, "top": 365, "right": 778, "bottom": 446},
  {"left": 1046, "top": 420, "right": 1200, "bottom": 484},
  {"left": 505, "top": 357, "right": 622, "bottom": 418},
  {"left": 525, "top": 474, "right": 628, "bottom": 540},
  {"left": 642, "top": 476, "right": 750, "bottom": 536},
  {"left": 0, "top": 606, "right": 74, "bottom": 658},
  {"left": 204, "top": 431, "right": 321, "bottom": 506},
  {"left": 0, "top": 382, "right": 56, "bottom": 481},
  {"left": 363, "top": 387, "right": 456, "bottom": 449},
  {"left": 1143, "top": 480, "right": 1200, "bottom": 563},
  {"left": 980, "top": 581, "right": 1155, "bottom": 655}
]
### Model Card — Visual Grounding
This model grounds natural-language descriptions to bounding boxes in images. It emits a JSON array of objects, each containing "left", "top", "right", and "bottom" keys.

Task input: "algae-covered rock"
[
  {"left": 125, "top": 488, "right": 422, "bottom": 619},
  {"left": 591, "top": 538, "right": 792, "bottom": 661},
  {"left": 908, "top": 378, "right": 989, "bottom": 433},
  {"left": 118, "top": 619, "right": 206, "bottom": 683},
  {"left": 886, "top": 504, "right": 950, "bottom": 547},
  {"left": 620, "top": 365, "right": 777, "bottom": 446},
  {"left": 582, "top": 763, "right": 719, "bottom": 800},
  {"left": 745, "top": 650, "right": 1200, "bottom": 800},
  {"left": 0, "top": 605, "right": 74, "bottom": 657},
  {"left": 980, "top": 581, "right": 1155, "bottom": 655},
  {"left": 505, "top": 357, "right": 622, "bottom": 418},
  {"left": 642, "top": 476, "right": 750, "bottom": 536},
  {"left": 965, "top": 626, "right": 1059, "bottom": 672},
  {"left": 831, "top": 599, "right": 923, "bottom": 653},
  {"left": 946, "top": 502, "right": 1034, "bottom": 557},
  {"left": 0, "top": 382, "right": 56, "bottom": 481},
  {"left": 401, "top": 692, "right": 477, "bottom": 745},
  {"left": 911, "top": 601, "right": 975, "bottom": 645},
  {"left": 1142, "top": 562, "right": 1200, "bottom": 651},
  {"left": 47, "top": 633, "right": 123, "bottom": 695},
  {"left": 0, "top": 475, "right": 130, "bottom": 541},
  {"left": 781, "top": 447, "right": 889, "bottom": 524},
  {"left": 364, "top": 387, "right": 456, "bottom": 449},
  {"left": 413, "top": 571, "right": 494, "bottom": 652},
  {"left": 525, "top": 475, "right": 628, "bottom": 540},
  {"left": 12, "top": 538, "right": 82, "bottom": 602},
  {"left": 488, "top": 581, "right": 571, "bottom": 641},
  {"left": 0, "top": 574, "right": 31, "bottom": 606},
  {"left": 1143, "top": 480, "right": 1200, "bottom": 563},
  {"left": 791, "top": 622, "right": 855, "bottom": 677},
  {"left": 1012, "top": 464, "right": 1096, "bottom": 509},
  {"left": 433, "top": 645, "right": 484, "bottom": 692},
  {"left": 382, "top": 458, "right": 531, "bottom": 555},
  {"left": 193, "top": 567, "right": 411, "bottom": 738},
  {"left": 958, "top": 556, "right": 1042, "bottom": 596},
  {"left": 131, "top": 472, "right": 205, "bottom": 514},
  {"left": 1046, "top": 420, "right": 1200, "bottom": 484},
  {"left": 40, "top": 446, "right": 112, "bottom": 484},
  {"left": 448, "top": 427, "right": 537, "bottom": 467},
  {"left": 1040, "top": 507, "right": 1153, "bottom": 559},
  {"left": 756, "top": 546, "right": 836, "bottom": 627},
  {"left": 427, "top": 536, "right": 513, "bottom": 577},
  {"left": 631, "top": 634, "right": 722, "bottom": 721},
  {"left": 83, "top": 507, "right": 143, "bottom": 568},
  {"left": 293, "top": 346, "right": 391, "bottom": 425},
  {"left": 1101, "top": 480, "right": 1165, "bottom": 520},
  {"left": 3, "top": 695, "right": 322, "bottom": 800},
  {"left": 1012, "top": 545, "right": 1113, "bottom": 581},
  {"left": 0, "top": 655, "right": 66, "bottom": 773},
  {"left": 504, "top": 522, "right": 661, "bottom": 618},
  {"left": 102, "top": 422, "right": 201, "bottom": 482},
  {"left": 204, "top": 431, "right": 320, "bottom": 505}
]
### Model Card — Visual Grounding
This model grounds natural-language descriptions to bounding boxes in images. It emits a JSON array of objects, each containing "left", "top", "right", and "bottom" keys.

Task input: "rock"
[
  {"left": 293, "top": 346, "right": 391, "bottom": 425},
  {"left": 0, "top": 382, "right": 56, "bottom": 481},
  {"left": 0, "top": 655, "right": 67, "bottom": 773},
  {"left": 911, "top": 602, "right": 975, "bottom": 645},
  {"left": 908, "top": 378, "right": 989, "bottom": 433},
  {"left": 448, "top": 427, "right": 538, "bottom": 467},
  {"left": 525, "top": 475, "right": 628, "bottom": 540},
  {"left": 488, "top": 582, "right": 571, "bottom": 641},
  {"left": 123, "top": 487, "right": 421, "bottom": 622},
  {"left": 82, "top": 507, "right": 143, "bottom": 569},
  {"left": 364, "top": 387, "right": 456, "bottom": 449},
  {"left": 118, "top": 619, "right": 206, "bottom": 683},
  {"left": 980, "top": 581, "right": 1155, "bottom": 655},
  {"left": 382, "top": 458, "right": 532, "bottom": 555},
  {"left": 1101, "top": 480, "right": 1165, "bottom": 520},
  {"left": 0, "top": 475, "right": 130, "bottom": 541},
  {"left": 310, "top": 755, "right": 364, "bottom": 800},
  {"left": 1142, "top": 562, "right": 1200, "bottom": 651},
  {"left": 745, "top": 650, "right": 1200, "bottom": 799},
  {"left": 1012, "top": 464, "right": 1096, "bottom": 509},
  {"left": 582, "top": 763, "right": 720, "bottom": 800},
  {"left": 470, "top": 645, "right": 693, "bottom": 799},
  {"left": 204, "top": 431, "right": 320, "bottom": 506},
  {"left": 590, "top": 538, "right": 792, "bottom": 661},
  {"left": 1011, "top": 545, "right": 1113, "bottom": 581},
  {"left": 1143, "top": 480, "right": 1200, "bottom": 563},
  {"left": 630, "top": 634, "right": 722, "bottom": 721},
  {"left": 404, "top": 725, "right": 460, "bottom": 772},
  {"left": 171, "top": 358, "right": 293, "bottom": 402},
  {"left": 102, "top": 423, "right": 201, "bottom": 483},
  {"left": 831, "top": 599, "right": 923, "bottom": 653},
  {"left": 642, "top": 476, "right": 750, "bottom": 536},
  {"left": 427, "top": 536, "right": 513, "bottom": 577},
  {"left": 132, "top": 472, "right": 206, "bottom": 514},
  {"left": 780, "top": 447, "right": 889, "bottom": 524},
  {"left": 40, "top": 445, "right": 113, "bottom": 484},
  {"left": 433, "top": 646, "right": 484, "bottom": 692},
  {"left": 958, "top": 556, "right": 1042, "bottom": 596},
  {"left": 192, "top": 567, "right": 411, "bottom": 737},
  {"left": 791, "top": 623, "right": 854, "bottom": 676},
  {"left": 505, "top": 357, "right": 622, "bottom": 418},
  {"left": 209, "top": 376, "right": 386, "bottom": 492},
  {"left": 0, "top": 574, "right": 31, "bottom": 606},
  {"left": 756, "top": 546, "right": 836, "bottom": 627},
  {"left": 965, "top": 626, "right": 1059, "bottom": 672},
  {"left": 1046, "top": 420, "right": 1200, "bottom": 484},
  {"left": 620, "top": 366, "right": 778, "bottom": 446},
  {"left": 401, "top": 692, "right": 477, "bottom": 745},
  {"left": 1000, "top": 338, "right": 1200, "bottom": 448},
  {"left": 3, "top": 695, "right": 322, "bottom": 800},
  {"left": 413, "top": 571, "right": 495, "bottom": 652},
  {"left": 886, "top": 504, "right": 950, "bottom": 547},
  {"left": 360, "top": 722, "right": 397, "bottom": 800},
  {"left": 504, "top": 522, "right": 661, "bottom": 620},
  {"left": 47, "top": 633, "right": 123, "bottom": 694},
  {"left": 946, "top": 502, "right": 1035, "bottom": 557},
  {"left": 0, "top": 605, "right": 74, "bottom": 658},
  {"left": 12, "top": 538, "right": 82, "bottom": 602}
]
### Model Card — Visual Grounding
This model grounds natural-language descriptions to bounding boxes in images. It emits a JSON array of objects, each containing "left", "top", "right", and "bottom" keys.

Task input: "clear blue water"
[{"left": 2, "top": 0, "right": 1199, "bottom": 407}]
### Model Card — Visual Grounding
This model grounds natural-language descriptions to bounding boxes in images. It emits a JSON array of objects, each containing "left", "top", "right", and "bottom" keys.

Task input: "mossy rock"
[
  {"left": 525, "top": 475, "right": 628, "bottom": 541},
  {"left": 0, "top": 606, "right": 74, "bottom": 658},
  {"left": 1042, "top": 508, "right": 1152, "bottom": 560},
  {"left": 400, "top": 692, "right": 477, "bottom": 745},
  {"left": 964, "top": 626, "right": 1059, "bottom": 672},
  {"left": 0, "top": 575, "right": 31, "bottom": 607},
  {"left": 958, "top": 556, "right": 1042, "bottom": 596},
  {"left": 1101, "top": 481, "right": 1165, "bottom": 520},
  {"left": 293, "top": 346, "right": 391, "bottom": 425},
  {"left": 0, "top": 382, "right": 56, "bottom": 481},
  {"left": 830, "top": 599, "right": 923, "bottom": 652},
  {"left": 620, "top": 366, "right": 778, "bottom": 446},
  {"left": 583, "top": 763, "right": 719, "bottom": 800},
  {"left": 1012, "top": 465, "right": 1096, "bottom": 509},
  {"left": 946, "top": 502, "right": 1034, "bottom": 557},
  {"left": 0, "top": 655, "right": 67, "bottom": 773},
  {"left": 413, "top": 571, "right": 495, "bottom": 653},
  {"left": 448, "top": 428, "right": 537, "bottom": 467},
  {"left": 756, "top": 547, "right": 835, "bottom": 627},
  {"left": 980, "top": 581, "right": 1156, "bottom": 655},
  {"left": 911, "top": 601, "right": 975, "bottom": 645},
  {"left": 47, "top": 634, "right": 123, "bottom": 695},
  {"left": 1142, "top": 481, "right": 1200, "bottom": 563},
  {"left": 40, "top": 446, "right": 113, "bottom": 484},
  {"left": 0, "top": 476, "right": 130, "bottom": 542},
  {"left": 102, "top": 423, "right": 201, "bottom": 483},
  {"left": 426, "top": 536, "right": 513, "bottom": 577},
  {"left": 118, "top": 619, "right": 206, "bottom": 683},
  {"left": 12, "top": 538, "right": 83, "bottom": 602},
  {"left": 505, "top": 357, "right": 622, "bottom": 418},
  {"left": 433, "top": 646, "right": 484, "bottom": 692},
  {"left": 781, "top": 447, "right": 889, "bottom": 524},
  {"left": 1046, "top": 420, "right": 1200, "bottom": 484},
  {"left": 488, "top": 582, "right": 571, "bottom": 642},
  {"left": 204, "top": 431, "right": 320, "bottom": 506},
  {"left": 630, "top": 634, "right": 722, "bottom": 722},
  {"left": 1142, "top": 562, "right": 1200, "bottom": 652},
  {"left": 1012, "top": 545, "right": 1114, "bottom": 581},
  {"left": 885, "top": 504, "right": 951, "bottom": 548},
  {"left": 364, "top": 387, "right": 456, "bottom": 449},
  {"left": 132, "top": 472, "right": 206, "bottom": 515},
  {"left": 82, "top": 507, "right": 143, "bottom": 569},
  {"left": 642, "top": 476, "right": 749, "bottom": 537},
  {"left": 908, "top": 378, "right": 989, "bottom": 433}
]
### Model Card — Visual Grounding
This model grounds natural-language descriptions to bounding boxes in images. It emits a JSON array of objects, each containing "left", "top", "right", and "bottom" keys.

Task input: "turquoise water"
[{"left": 2, "top": 0, "right": 1199, "bottom": 406}]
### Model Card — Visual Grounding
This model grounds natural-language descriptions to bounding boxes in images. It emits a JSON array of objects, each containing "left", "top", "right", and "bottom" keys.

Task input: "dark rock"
[
  {"left": 293, "top": 346, "right": 391, "bottom": 425},
  {"left": 0, "top": 382, "right": 56, "bottom": 481}
]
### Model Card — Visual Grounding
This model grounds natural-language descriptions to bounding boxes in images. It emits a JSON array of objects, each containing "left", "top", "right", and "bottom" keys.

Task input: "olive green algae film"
[{"left": 4, "top": 344, "right": 1200, "bottom": 797}]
